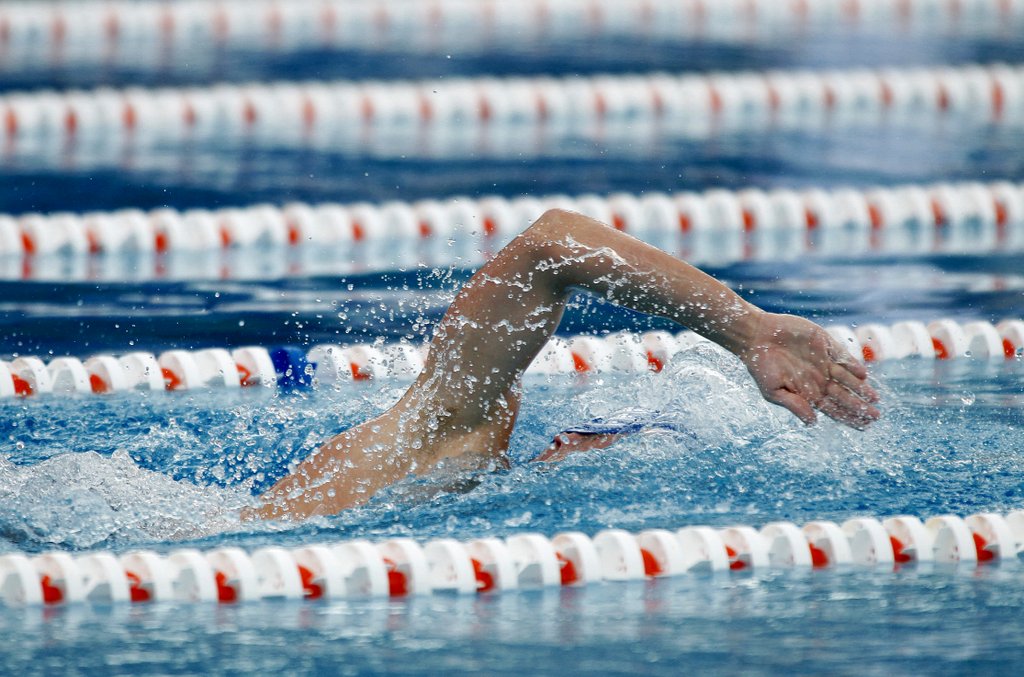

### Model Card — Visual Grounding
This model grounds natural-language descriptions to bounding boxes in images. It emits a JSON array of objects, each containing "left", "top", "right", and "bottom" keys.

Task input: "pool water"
[
  {"left": 6, "top": 567, "right": 1024, "bottom": 676},
  {"left": 6, "top": 123, "right": 1024, "bottom": 217},
  {"left": 2, "top": 8, "right": 1024, "bottom": 676},
  {"left": 1, "top": 343, "right": 1022, "bottom": 674}
]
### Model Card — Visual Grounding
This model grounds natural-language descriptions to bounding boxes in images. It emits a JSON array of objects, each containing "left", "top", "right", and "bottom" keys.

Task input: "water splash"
[{"left": 0, "top": 450, "right": 247, "bottom": 553}]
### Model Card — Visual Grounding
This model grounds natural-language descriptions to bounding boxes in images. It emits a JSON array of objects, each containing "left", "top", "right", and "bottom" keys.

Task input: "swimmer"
[{"left": 248, "top": 209, "right": 880, "bottom": 520}]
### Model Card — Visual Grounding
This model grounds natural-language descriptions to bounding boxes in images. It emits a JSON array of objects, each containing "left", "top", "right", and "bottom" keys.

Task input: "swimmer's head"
[{"left": 535, "top": 431, "right": 625, "bottom": 463}]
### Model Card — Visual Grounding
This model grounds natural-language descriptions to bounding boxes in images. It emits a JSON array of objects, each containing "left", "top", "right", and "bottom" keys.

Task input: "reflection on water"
[
  {"left": 1, "top": 566, "right": 1022, "bottom": 674},
  {"left": 4, "top": 123, "right": 1024, "bottom": 215}
]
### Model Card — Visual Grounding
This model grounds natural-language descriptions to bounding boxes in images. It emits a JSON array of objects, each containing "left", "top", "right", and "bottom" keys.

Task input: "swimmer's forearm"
[
  {"left": 526, "top": 211, "right": 879, "bottom": 428},
  {"left": 527, "top": 209, "right": 765, "bottom": 355}
]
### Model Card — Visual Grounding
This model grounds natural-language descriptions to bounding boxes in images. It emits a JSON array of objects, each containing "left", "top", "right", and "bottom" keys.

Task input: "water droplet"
[{"left": 961, "top": 391, "right": 976, "bottom": 406}]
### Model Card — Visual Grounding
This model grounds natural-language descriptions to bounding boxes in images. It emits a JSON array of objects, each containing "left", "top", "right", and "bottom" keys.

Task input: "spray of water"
[{"left": 0, "top": 450, "right": 245, "bottom": 552}]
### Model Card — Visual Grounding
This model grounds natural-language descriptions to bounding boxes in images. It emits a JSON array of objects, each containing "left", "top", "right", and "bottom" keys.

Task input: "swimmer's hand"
[{"left": 738, "top": 313, "right": 880, "bottom": 429}]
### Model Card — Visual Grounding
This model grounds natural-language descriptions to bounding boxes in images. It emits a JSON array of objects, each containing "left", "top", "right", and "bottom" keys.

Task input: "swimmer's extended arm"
[{"left": 411, "top": 208, "right": 879, "bottom": 433}]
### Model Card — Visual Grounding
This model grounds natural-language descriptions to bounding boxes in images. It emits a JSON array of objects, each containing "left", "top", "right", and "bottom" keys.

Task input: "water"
[
  {"left": 5, "top": 125, "right": 1024, "bottom": 217},
  {"left": 2, "top": 14, "right": 1024, "bottom": 677},
  {"left": 1, "top": 567, "right": 1021, "bottom": 676}
]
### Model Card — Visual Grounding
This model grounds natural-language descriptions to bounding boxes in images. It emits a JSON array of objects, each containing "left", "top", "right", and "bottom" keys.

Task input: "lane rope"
[
  {"left": 2, "top": 510, "right": 1022, "bottom": 605},
  {"left": 1, "top": 0, "right": 1021, "bottom": 72},
  {"left": 1, "top": 318, "right": 1021, "bottom": 399},
  {"left": 2, "top": 180, "right": 1022, "bottom": 262},
  {"left": 1, "top": 63, "right": 1021, "bottom": 161}
]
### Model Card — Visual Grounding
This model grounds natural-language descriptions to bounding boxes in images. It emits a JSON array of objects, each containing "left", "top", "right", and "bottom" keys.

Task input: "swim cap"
[{"left": 560, "top": 407, "right": 693, "bottom": 437}]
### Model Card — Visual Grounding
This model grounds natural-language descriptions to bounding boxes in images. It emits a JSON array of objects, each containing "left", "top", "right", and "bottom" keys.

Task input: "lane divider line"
[
  {"left": 1, "top": 0, "right": 1020, "bottom": 71},
  {"left": 1, "top": 63, "right": 1021, "bottom": 154},
  {"left": 2, "top": 180, "right": 1022, "bottom": 260},
  {"left": 3, "top": 510, "right": 1022, "bottom": 606},
  {"left": 1, "top": 318, "right": 1021, "bottom": 400}
]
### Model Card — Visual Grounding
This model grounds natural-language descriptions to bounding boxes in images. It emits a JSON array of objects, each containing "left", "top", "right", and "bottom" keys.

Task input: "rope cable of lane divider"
[
  {"left": 0, "top": 318, "right": 1021, "bottom": 399},
  {"left": 1, "top": 180, "right": 1022, "bottom": 261},
  {"left": 0, "top": 0, "right": 1020, "bottom": 69},
  {"left": 0, "top": 63, "right": 1022, "bottom": 162},
  {"left": 2, "top": 510, "right": 1022, "bottom": 605}
]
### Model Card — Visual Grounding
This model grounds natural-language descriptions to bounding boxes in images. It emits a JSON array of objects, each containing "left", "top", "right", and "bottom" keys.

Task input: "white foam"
[{"left": 0, "top": 450, "right": 247, "bottom": 550}]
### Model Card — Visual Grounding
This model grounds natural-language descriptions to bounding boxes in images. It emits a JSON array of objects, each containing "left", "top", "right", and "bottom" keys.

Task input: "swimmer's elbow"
[
  {"left": 524, "top": 208, "right": 592, "bottom": 256},
  {"left": 534, "top": 207, "right": 575, "bottom": 228},
  {"left": 526, "top": 208, "right": 572, "bottom": 241}
]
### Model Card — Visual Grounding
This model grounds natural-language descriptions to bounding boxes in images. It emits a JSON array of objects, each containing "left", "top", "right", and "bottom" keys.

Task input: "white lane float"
[
  {"left": 676, "top": 526, "right": 731, "bottom": 573},
  {"left": 883, "top": 516, "right": 935, "bottom": 565},
  {"left": 1, "top": 315, "right": 1021, "bottom": 401},
  {"left": 46, "top": 357, "right": 91, "bottom": 394},
  {"left": 593, "top": 529, "right": 647, "bottom": 581},
  {"left": 802, "top": 521, "right": 854, "bottom": 568},
  {"left": 167, "top": 549, "right": 219, "bottom": 603},
  {"left": 118, "top": 352, "right": 165, "bottom": 391},
  {"left": 291, "top": 545, "right": 348, "bottom": 600},
  {"left": 251, "top": 547, "right": 305, "bottom": 600},
  {"left": 32, "top": 552, "right": 85, "bottom": 605},
  {"left": 465, "top": 538, "right": 519, "bottom": 593},
  {"left": 331, "top": 540, "right": 390, "bottom": 597},
  {"left": 377, "top": 538, "right": 432, "bottom": 597},
  {"left": 841, "top": 518, "right": 896, "bottom": 566},
  {"left": 423, "top": 539, "right": 478, "bottom": 595},
  {"left": 77, "top": 553, "right": 130, "bottom": 603},
  {"left": 965, "top": 513, "right": 1018, "bottom": 563},
  {"left": 719, "top": 526, "right": 770, "bottom": 571},
  {"left": 760, "top": 522, "right": 813, "bottom": 568},
  {"left": 636, "top": 529, "right": 688, "bottom": 577},
  {"left": 121, "top": 550, "right": 175, "bottom": 602},
  {"left": 3, "top": 508, "right": 1023, "bottom": 606},
  {"left": 0, "top": 554, "right": 44, "bottom": 605},
  {"left": 1, "top": 181, "right": 1022, "bottom": 266},
  {"left": 506, "top": 533, "right": 562, "bottom": 588},
  {"left": 551, "top": 532, "right": 603, "bottom": 586},
  {"left": 205, "top": 547, "right": 261, "bottom": 603},
  {"left": 926, "top": 515, "right": 979, "bottom": 564}
]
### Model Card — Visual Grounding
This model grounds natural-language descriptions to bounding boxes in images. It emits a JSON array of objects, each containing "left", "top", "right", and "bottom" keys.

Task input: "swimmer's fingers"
[
  {"left": 827, "top": 338, "right": 869, "bottom": 380},
  {"left": 823, "top": 336, "right": 878, "bottom": 402},
  {"left": 818, "top": 384, "right": 881, "bottom": 429},
  {"left": 768, "top": 384, "right": 879, "bottom": 429},
  {"left": 767, "top": 388, "right": 817, "bottom": 426},
  {"left": 828, "top": 362, "right": 880, "bottom": 403}
]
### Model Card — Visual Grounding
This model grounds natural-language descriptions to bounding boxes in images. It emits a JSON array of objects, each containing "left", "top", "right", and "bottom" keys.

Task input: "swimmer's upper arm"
[{"left": 402, "top": 214, "right": 577, "bottom": 430}]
